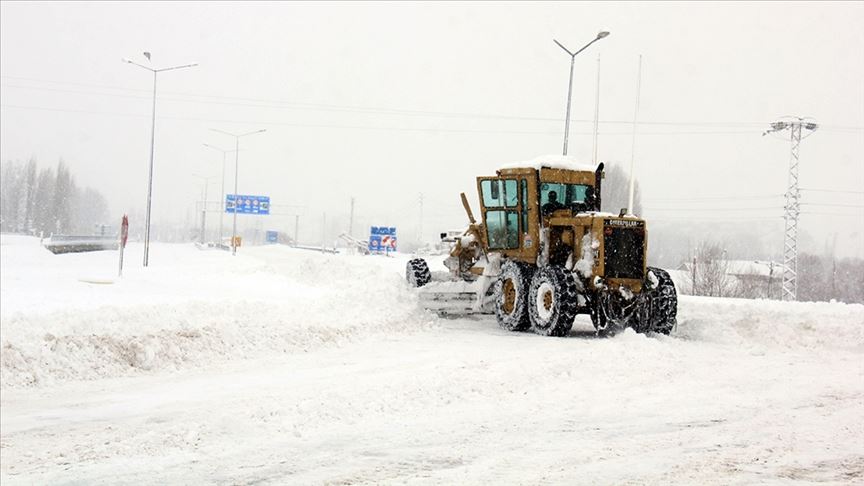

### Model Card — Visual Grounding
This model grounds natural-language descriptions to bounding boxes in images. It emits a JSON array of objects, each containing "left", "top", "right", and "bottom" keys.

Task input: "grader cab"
[{"left": 406, "top": 158, "right": 677, "bottom": 337}]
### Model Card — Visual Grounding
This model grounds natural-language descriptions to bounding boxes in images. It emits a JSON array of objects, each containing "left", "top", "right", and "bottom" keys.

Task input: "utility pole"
[
  {"left": 831, "top": 232, "right": 838, "bottom": 299},
  {"left": 763, "top": 117, "right": 818, "bottom": 301},
  {"left": 349, "top": 197, "right": 355, "bottom": 238},
  {"left": 627, "top": 55, "right": 642, "bottom": 216},
  {"left": 294, "top": 214, "right": 299, "bottom": 246},
  {"left": 767, "top": 261, "right": 775, "bottom": 300},
  {"left": 592, "top": 52, "right": 601, "bottom": 165},
  {"left": 692, "top": 254, "right": 697, "bottom": 296},
  {"left": 192, "top": 174, "right": 214, "bottom": 243},
  {"left": 321, "top": 212, "right": 326, "bottom": 251},
  {"left": 201, "top": 183, "right": 207, "bottom": 242},
  {"left": 418, "top": 193, "right": 424, "bottom": 245}
]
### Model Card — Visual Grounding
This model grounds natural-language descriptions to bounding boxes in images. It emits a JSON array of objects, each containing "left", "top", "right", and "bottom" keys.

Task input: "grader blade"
[{"left": 414, "top": 279, "right": 496, "bottom": 315}]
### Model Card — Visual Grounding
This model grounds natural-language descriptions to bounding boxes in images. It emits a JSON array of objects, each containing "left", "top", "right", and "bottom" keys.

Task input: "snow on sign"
[
  {"left": 226, "top": 195, "right": 270, "bottom": 215},
  {"left": 368, "top": 226, "right": 397, "bottom": 253}
]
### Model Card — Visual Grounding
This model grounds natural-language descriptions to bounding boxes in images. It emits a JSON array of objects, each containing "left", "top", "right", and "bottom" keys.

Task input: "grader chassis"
[{"left": 406, "top": 159, "right": 677, "bottom": 337}]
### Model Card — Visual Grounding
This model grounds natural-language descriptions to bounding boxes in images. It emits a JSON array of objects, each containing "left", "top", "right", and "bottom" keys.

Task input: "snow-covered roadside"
[
  {"left": 676, "top": 294, "right": 864, "bottom": 353},
  {"left": 1, "top": 236, "right": 434, "bottom": 387},
  {"left": 2, "top": 314, "right": 862, "bottom": 485},
  {"left": 2, "top": 234, "right": 863, "bottom": 484}
]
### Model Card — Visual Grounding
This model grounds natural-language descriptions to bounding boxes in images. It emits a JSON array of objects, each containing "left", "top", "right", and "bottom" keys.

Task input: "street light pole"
[
  {"left": 554, "top": 31, "right": 609, "bottom": 156},
  {"left": 210, "top": 128, "right": 267, "bottom": 256},
  {"left": 122, "top": 54, "right": 198, "bottom": 267},
  {"left": 203, "top": 143, "right": 237, "bottom": 246}
]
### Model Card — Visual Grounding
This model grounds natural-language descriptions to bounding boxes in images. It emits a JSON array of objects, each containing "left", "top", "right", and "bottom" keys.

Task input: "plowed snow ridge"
[
  {"left": 1, "top": 235, "right": 862, "bottom": 388},
  {"left": 0, "top": 236, "right": 435, "bottom": 387}
]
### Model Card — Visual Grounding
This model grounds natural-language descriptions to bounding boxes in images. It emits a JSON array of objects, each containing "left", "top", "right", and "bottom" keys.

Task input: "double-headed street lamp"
[
  {"left": 203, "top": 143, "right": 238, "bottom": 246},
  {"left": 122, "top": 53, "right": 198, "bottom": 267},
  {"left": 210, "top": 128, "right": 267, "bottom": 256},
  {"left": 554, "top": 31, "right": 609, "bottom": 156}
]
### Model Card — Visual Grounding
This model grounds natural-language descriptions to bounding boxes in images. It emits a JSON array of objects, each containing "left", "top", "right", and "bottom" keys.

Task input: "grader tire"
[
  {"left": 406, "top": 258, "right": 432, "bottom": 287},
  {"left": 495, "top": 261, "right": 535, "bottom": 332},
  {"left": 528, "top": 266, "right": 578, "bottom": 337},
  {"left": 645, "top": 267, "right": 678, "bottom": 335},
  {"left": 590, "top": 294, "right": 628, "bottom": 338}
]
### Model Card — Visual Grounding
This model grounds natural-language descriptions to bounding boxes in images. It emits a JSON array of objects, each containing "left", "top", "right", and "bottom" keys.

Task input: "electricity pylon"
[{"left": 763, "top": 117, "right": 818, "bottom": 301}]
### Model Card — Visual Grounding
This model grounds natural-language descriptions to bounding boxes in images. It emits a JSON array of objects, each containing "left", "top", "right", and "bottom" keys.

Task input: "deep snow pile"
[
  {"left": 676, "top": 295, "right": 864, "bottom": 353},
  {"left": 0, "top": 235, "right": 433, "bottom": 387}
]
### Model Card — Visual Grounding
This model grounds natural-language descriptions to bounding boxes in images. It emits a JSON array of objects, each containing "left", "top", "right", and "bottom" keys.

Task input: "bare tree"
[
  {"left": 32, "top": 166, "right": 55, "bottom": 235},
  {"left": 686, "top": 241, "right": 735, "bottom": 297}
]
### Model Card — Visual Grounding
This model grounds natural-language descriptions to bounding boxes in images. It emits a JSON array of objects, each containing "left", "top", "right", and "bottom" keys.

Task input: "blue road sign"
[
  {"left": 226, "top": 194, "right": 270, "bottom": 215},
  {"left": 266, "top": 230, "right": 279, "bottom": 244},
  {"left": 370, "top": 226, "right": 396, "bottom": 236},
  {"left": 369, "top": 226, "right": 397, "bottom": 253},
  {"left": 368, "top": 235, "right": 382, "bottom": 252}
]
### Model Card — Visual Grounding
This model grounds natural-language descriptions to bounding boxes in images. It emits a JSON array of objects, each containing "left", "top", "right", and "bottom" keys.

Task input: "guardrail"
[{"left": 43, "top": 235, "right": 119, "bottom": 254}]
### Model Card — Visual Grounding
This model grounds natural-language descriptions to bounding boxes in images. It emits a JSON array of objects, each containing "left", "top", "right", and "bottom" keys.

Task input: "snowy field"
[{"left": 1, "top": 234, "right": 862, "bottom": 484}]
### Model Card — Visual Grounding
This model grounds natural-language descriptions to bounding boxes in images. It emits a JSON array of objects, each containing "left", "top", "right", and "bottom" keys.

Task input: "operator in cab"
[{"left": 542, "top": 190, "right": 565, "bottom": 215}]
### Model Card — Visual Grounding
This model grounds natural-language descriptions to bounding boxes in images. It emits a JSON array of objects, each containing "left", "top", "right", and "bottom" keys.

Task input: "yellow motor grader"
[{"left": 406, "top": 158, "right": 677, "bottom": 337}]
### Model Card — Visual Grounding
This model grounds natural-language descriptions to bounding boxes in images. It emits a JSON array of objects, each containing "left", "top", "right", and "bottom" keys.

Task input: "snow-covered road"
[{"left": 1, "top": 236, "right": 862, "bottom": 484}]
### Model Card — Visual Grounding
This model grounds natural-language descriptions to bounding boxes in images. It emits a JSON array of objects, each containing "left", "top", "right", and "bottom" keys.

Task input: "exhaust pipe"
[{"left": 594, "top": 162, "right": 604, "bottom": 212}]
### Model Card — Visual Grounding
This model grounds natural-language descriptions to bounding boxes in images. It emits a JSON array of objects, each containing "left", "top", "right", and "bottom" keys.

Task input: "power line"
[
  {"left": 649, "top": 216, "right": 783, "bottom": 222},
  {"left": 645, "top": 194, "right": 783, "bottom": 202},
  {"left": 644, "top": 206, "right": 784, "bottom": 212},
  {"left": 0, "top": 103, "right": 761, "bottom": 136},
  {"left": 801, "top": 202, "right": 864, "bottom": 208},
  {"left": 800, "top": 211, "right": 864, "bottom": 217},
  {"left": 800, "top": 188, "right": 864, "bottom": 195},
  {"left": 5, "top": 75, "right": 862, "bottom": 131}
]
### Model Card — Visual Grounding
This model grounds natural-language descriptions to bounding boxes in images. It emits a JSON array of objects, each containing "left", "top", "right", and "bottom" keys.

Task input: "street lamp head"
[
  {"left": 597, "top": 31, "right": 610, "bottom": 39},
  {"left": 121, "top": 57, "right": 132, "bottom": 64}
]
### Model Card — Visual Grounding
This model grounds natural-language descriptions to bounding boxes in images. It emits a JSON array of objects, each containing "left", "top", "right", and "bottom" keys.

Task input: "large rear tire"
[
  {"left": 528, "top": 266, "right": 578, "bottom": 337},
  {"left": 644, "top": 267, "right": 678, "bottom": 335},
  {"left": 406, "top": 258, "right": 431, "bottom": 287},
  {"left": 495, "top": 260, "right": 535, "bottom": 332}
]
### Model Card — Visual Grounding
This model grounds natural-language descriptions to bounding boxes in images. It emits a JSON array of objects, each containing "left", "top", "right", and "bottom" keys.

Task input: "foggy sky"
[{"left": 1, "top": 1, "right": 862, "bottom": 257}]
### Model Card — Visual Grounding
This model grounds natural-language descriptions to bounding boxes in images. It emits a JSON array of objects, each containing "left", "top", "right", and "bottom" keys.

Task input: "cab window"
[
  {"left": 539, "top": 183, "right": 589, "bottom": 206},
  {"left": 486, "top": 210, "right": 519, "bottom": 249},
  {"left": 481, "top": 179, "right": 518, "bottom": 208}
]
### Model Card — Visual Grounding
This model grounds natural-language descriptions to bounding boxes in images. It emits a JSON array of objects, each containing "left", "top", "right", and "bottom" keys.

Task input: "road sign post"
[
  {"left": 118, "top": 214, "right": 129, "bottom": 277},
  {"left": 224, "top": 194, "right": 270, "bottom": 253}
]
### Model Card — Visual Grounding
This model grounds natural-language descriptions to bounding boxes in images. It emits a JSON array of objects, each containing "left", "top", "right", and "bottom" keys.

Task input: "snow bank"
[
  {"left": 676, "top": 295, "right": 864, "bottom": 352},
  {"left": 0, "top": 237, "right": 435, "bottom": 388}
]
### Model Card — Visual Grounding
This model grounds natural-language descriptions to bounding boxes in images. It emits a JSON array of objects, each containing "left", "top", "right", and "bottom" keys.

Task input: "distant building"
[{"left": 675, "top": 260, "right": 789, "bottom": 299}]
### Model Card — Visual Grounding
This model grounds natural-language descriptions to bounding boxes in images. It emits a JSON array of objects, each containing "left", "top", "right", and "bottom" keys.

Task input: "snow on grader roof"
[{"left": 499, "top": 154, "right": 598, "bottom": 172}]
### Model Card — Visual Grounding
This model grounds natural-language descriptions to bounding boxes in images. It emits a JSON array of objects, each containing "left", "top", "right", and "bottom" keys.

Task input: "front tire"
[
  {"left": 528, "top": 266, "right": 578, "bottom": 337},
  {"left": 406, "top": 258, "right": 431, "bottom": 287},
  {"left": 590, "top": 292, "right": 630, "bottom": 338},
  {"left": 495, "top": 261, "right": 535, "bottom": 332}
]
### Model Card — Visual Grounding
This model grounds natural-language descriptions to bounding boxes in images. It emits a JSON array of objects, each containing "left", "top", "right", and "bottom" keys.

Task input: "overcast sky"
[{"left": 1, "top": 1, "right": 862, "bottom": 256}]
